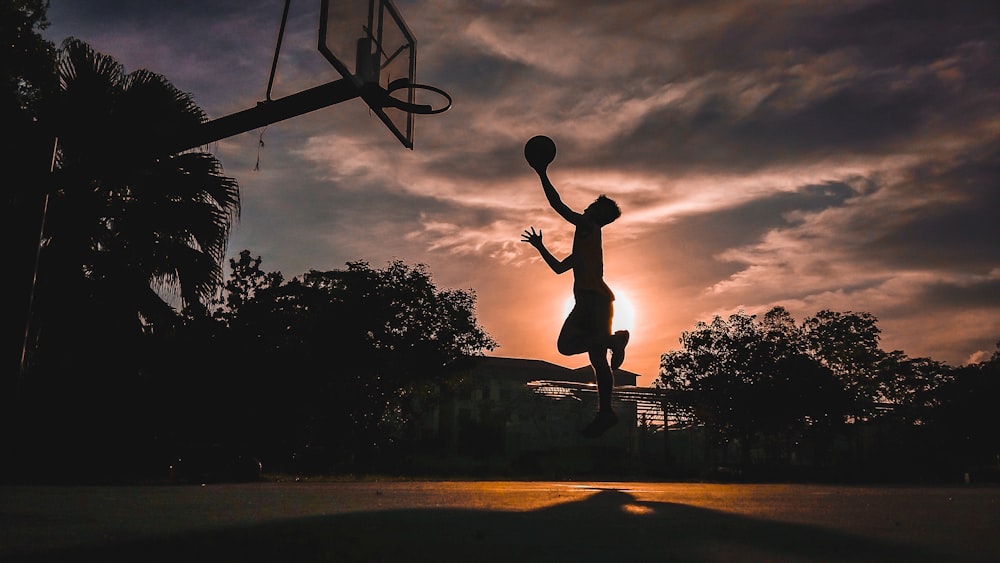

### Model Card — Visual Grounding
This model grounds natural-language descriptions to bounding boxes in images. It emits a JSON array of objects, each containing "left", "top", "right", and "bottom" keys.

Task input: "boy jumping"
[{"left": 521, "top": 162, "right": 629, "bottom": 438}]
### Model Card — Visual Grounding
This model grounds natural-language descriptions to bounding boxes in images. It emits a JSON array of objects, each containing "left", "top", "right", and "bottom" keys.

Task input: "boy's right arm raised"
[{"left": 537, "top": 169, "right": 583, "bottom": 225}]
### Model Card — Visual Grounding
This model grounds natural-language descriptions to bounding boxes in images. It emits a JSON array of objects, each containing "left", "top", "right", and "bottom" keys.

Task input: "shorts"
[{"left": 565, "top": 290, "right": 613, "bottom": 338}]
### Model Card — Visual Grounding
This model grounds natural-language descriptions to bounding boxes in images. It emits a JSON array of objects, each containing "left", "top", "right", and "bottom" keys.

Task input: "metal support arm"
[{"left": 175, "top": 77, "right": 360, "bottom": 153}]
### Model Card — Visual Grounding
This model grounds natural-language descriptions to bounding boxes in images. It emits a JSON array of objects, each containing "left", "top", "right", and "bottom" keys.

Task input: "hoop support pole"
[{"left": 174, "top": 77, "right": 360, "bottom": 152}]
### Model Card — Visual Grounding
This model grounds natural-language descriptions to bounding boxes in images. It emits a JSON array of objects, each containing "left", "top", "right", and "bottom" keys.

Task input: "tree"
[
  {"left": 658, "top": 311, "right": 764, "bottom": 461},
  {"left": 1, "top": 1, "right": 55, "bottom": 113},
  {"left": 925, "top": 342, "right": 1000, "bottom": 471},
  {"left": 214, "top": 250, "right": 284, "bottom": 323},
  {"left": 802, "top": 310, "right": 884, "bottom": 412},
  {"left": 659, "top": 308, "right": 851, "bottom": 469},
  {"left": 5, "top": 38, "right": 240, "bottom": 480},
  {"left": 177, "top": 256, "right": 497, "bottom": 472},
  {"left": 288, "top": 261, "right": 497, "bottom": 460},
  {"left": 874, "top": 351, "right": 951, "bottom": 420},
  {"left": 26, "top": 39, "right": 240, "bottom": 379},
  {"left": 3, "top": 0, "right": 57, "bottom": 379},
  {"left": 760, "top": 306, "right": 804, "bottom": 360}
]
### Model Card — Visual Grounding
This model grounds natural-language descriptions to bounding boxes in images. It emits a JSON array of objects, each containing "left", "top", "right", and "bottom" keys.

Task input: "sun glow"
[
  {"left": 613, "top": 291, "right": 637, "bottom": 333},
  {"left": 561, "top": 291, "right": 637, "bottom": 334}
]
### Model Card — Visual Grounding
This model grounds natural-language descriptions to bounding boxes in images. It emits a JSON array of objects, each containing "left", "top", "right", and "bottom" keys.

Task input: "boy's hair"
[{"left": 592, "top": 195, "right": 622, "bottom": 226}]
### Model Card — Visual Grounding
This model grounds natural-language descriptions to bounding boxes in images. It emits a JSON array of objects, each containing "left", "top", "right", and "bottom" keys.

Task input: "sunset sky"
[{"left": 44, "top": 1, "right": 999, "bottom": 386}]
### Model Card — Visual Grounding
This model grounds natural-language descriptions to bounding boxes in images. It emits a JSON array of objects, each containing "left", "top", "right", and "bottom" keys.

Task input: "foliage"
[
  {"left": 23, "top": 39, "right": 240, "bottom": 380},
  {"left": 924, "top": 342, "right": 1000, "bottom": 468},
  {"left": 156, "top": 255, "right": 497, "bottom": 473},
  {"left": 658, "top": 308, "right": 851, "bottom": 465},
  {"left": 3, "top": 0, "right": 58, "bottom": 380},
  {"left": 3, "top": 32, "right": 243, "bottom": 481},
  {"left": 802, "top": 310, "right": 883, "bottom": 409},
  {"left": 1, "top": 0, "right": 56, "bottom": 119},
  {"left": 657, "top": 307, "right": 969, "bottom": 474},
  {"left": 214, "top": 250, "right": 284, "bottom": 322}
]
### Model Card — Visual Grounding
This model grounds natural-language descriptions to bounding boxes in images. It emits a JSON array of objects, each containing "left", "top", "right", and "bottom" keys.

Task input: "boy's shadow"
[{"left": 14, "top": 489, "right": 957, "bottom": 563}]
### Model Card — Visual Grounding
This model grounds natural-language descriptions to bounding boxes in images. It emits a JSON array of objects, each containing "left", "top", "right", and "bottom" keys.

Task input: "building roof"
[
  {"left": 471, "top": 356, "right": 639, "bottom": 386},
  {"left": 570, "top": 365, "right": 638, "bottom": 386}
]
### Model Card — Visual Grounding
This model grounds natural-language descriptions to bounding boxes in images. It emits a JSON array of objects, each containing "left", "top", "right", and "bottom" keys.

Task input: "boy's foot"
[
  {"left": 610, "top": 330, "right": 630, "bottom": 369},
  {"left": 581, "top": 410, "right": 618, "bottom": 438}
]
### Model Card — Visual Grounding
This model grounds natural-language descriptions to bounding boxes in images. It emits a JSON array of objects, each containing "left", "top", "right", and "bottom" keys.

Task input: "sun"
[
  {"left": 612, "top": 291, "right": 637, "bottom": 333},
  {"left": 561, "top": 291, "right": 637, "bottom": 334}
]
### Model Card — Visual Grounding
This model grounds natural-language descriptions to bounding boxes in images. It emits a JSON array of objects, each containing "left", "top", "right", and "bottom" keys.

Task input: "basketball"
[{"left": 524, "top": 135, "right": 556, "bottom": 168}]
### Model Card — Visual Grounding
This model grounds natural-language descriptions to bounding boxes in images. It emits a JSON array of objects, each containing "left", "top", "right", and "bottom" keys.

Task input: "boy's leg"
[
  {"left": 589, "top": 348, "right": 614, "bottom": 413},
  {"left": 560, "top": 292, "right": 621, "bottom": 438},
  {"left": 610, "top": 330, "right": 630, "bottom": 369},
  {"left": 581, "top": 347, "right": 618, "bottom": 438},
  {"left": 557, "top": 314, "right": 589, "bottom": 356}
]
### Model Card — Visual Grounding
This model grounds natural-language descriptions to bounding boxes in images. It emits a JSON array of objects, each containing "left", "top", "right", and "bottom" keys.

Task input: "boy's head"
[{"left": 586, "top": 195, "right": 622, "bottom": 226}]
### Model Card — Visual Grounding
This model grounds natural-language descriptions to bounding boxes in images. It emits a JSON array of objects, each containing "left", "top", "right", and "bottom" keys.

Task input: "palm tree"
[{"left": 28, "top": 38, "right": 240, "bottom": 377}]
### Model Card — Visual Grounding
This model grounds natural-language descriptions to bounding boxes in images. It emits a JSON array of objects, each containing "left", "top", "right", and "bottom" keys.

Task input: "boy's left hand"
[{"left": 521, "top": 227, "right": 544, "bottom": 248}]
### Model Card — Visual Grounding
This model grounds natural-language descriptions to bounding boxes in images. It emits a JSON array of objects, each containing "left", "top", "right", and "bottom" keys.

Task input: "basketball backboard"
[{"left": 319, "top": 0, "right": 417, "bottom": 148}]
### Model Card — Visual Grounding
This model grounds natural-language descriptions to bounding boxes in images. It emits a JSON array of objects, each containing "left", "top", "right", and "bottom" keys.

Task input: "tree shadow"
[{"left": 6, "top": 489, "right": 969, "bottom": 563}]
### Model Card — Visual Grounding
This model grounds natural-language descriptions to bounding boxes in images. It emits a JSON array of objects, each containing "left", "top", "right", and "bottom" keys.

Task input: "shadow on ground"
[{"left": 5, "top": 489, "right": 966, "bottom": 563}]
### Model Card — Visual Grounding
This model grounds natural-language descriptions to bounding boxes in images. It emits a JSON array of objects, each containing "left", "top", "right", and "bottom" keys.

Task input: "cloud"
[{"left": 44, "top": 0, "right": 1000, "bottom": 378}]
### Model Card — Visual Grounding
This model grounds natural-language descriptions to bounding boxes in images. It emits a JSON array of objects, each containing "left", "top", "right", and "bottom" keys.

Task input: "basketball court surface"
[{"left": 2, "top": 481, "right": 997, "bottom": 562}]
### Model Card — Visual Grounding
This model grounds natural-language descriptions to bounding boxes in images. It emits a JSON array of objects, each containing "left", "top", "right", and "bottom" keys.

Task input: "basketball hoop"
[
  {"left": 172, "top": 0, "right": 451, "bottom": 152},
  {"left": 361, "top": 78, "right": 452, "bottom": 115}
]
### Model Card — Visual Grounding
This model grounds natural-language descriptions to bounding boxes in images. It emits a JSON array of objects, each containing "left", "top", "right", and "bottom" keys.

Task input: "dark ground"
[{"left": 2, "top": 481, "right": 997, "bottom": 562}]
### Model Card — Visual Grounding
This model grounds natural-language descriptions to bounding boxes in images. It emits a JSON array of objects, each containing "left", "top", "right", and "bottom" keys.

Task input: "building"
[{"left": 411, "top": 356, "right": 646, "bottom": 475}]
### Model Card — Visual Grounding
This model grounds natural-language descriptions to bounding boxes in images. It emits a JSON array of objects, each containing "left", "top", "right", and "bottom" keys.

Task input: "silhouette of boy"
[{"left": 521, "top": 163, "right": 629, "bottom": 438}]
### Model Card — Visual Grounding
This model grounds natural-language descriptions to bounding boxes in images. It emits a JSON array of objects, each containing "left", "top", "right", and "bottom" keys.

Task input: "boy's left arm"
[{"left": 522, "top": 227, "right": 572, "bottom": 274}]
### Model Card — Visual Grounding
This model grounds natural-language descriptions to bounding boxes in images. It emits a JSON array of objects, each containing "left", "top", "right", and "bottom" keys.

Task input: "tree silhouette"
[
  {"left": 3, "top": 0, "right": 57, "bottom": 380},
  {"left": 657, "top": 308, "right": 1000, "bottom": 479},
  {"left": 875, "top": 351, "right": 950, "bottom": 421},
  {"left": 215, "top": 250, "right": 284, "bottom": 323},
  {"left": 155, "top": 256, "right": 498, "bottom": 473},
  {"left": 26, "top": 38, "right": 240, "bottom": 379},
  {"left": 926, "top": 342, "right": 1000, "bottom": 472},
  {"left": 660, "top": 308, "right": 854, "bottom": 470},
  {"left": 4, "top": 38, "right": 240, "bottom": 481},
  {"left": 802, "top": 310, "right": 883, "bottom": 414}
]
